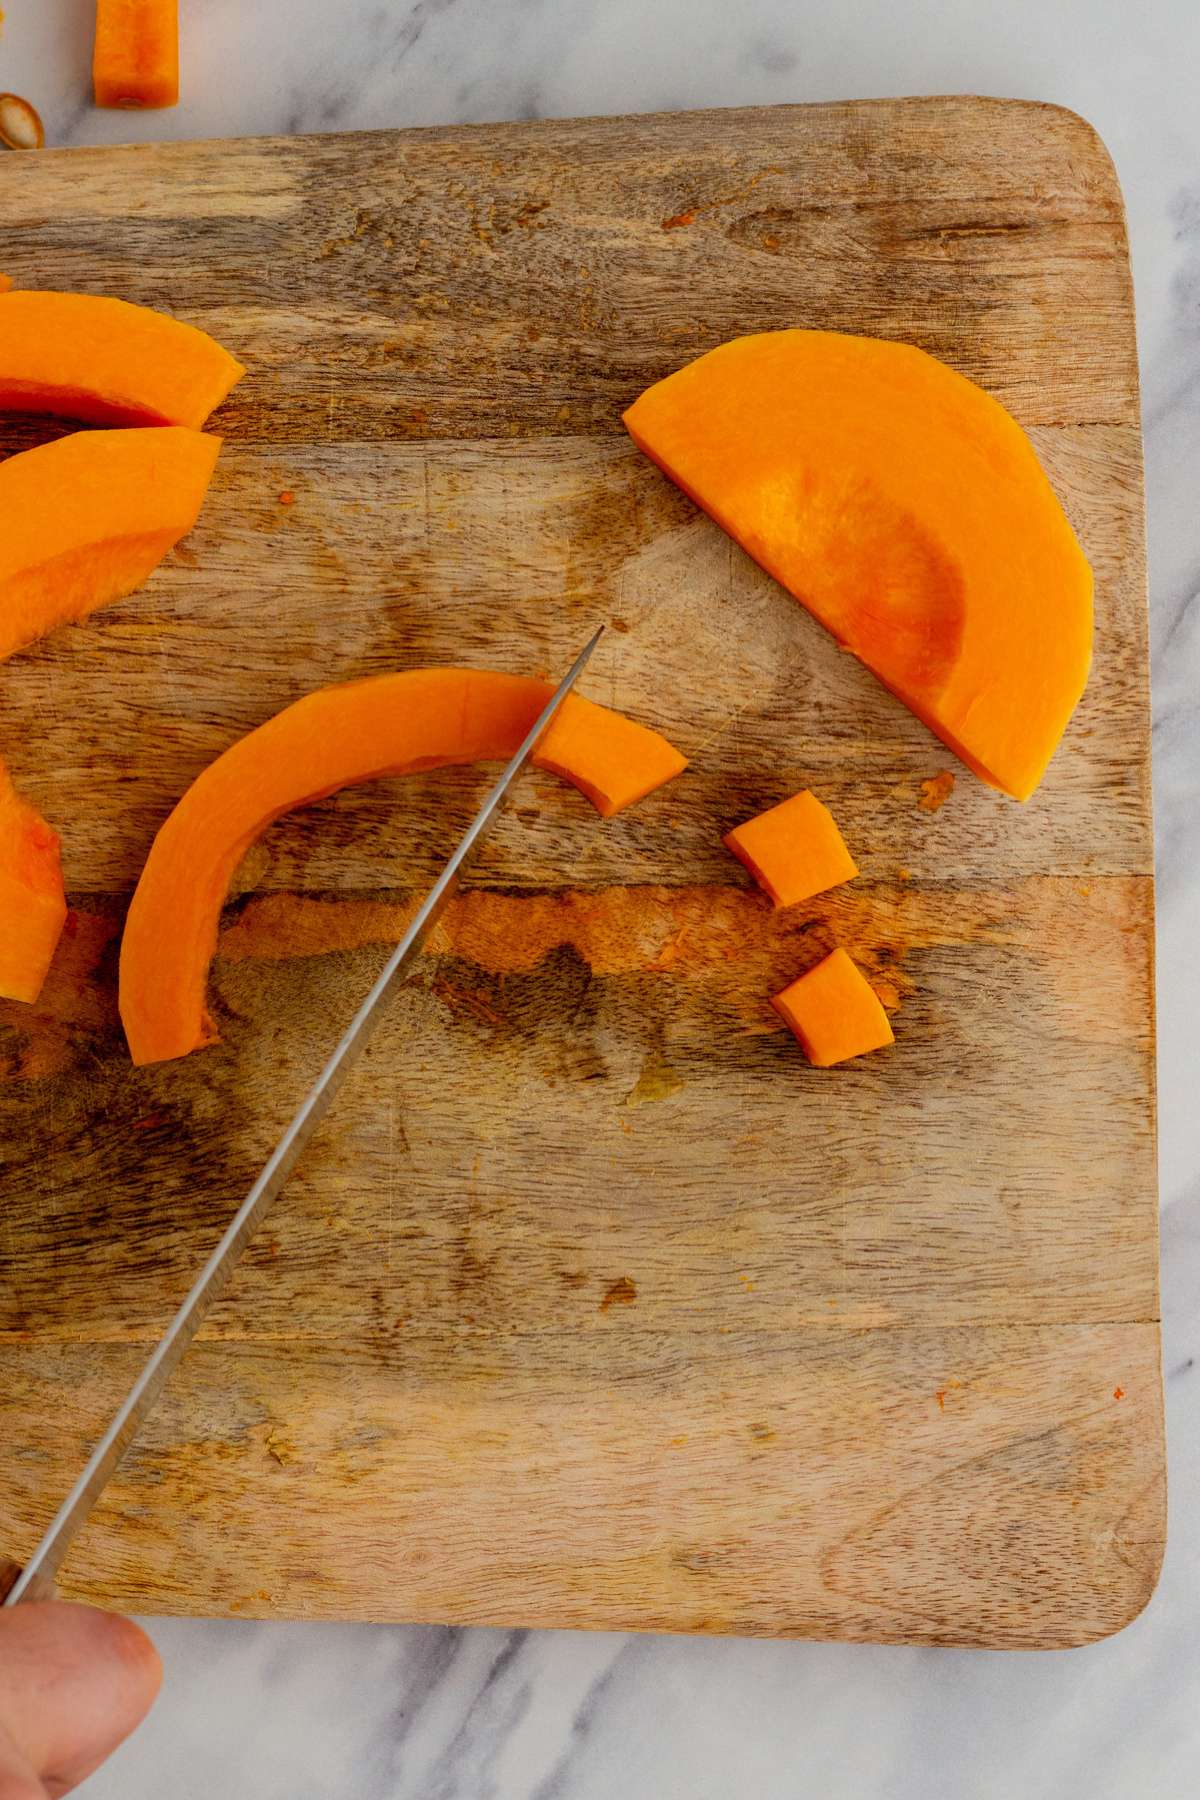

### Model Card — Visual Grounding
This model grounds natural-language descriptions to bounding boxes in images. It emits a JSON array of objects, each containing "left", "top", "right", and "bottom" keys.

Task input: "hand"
[{"left": 0, "top": 1603, "right": 161, "bottom": 1798}]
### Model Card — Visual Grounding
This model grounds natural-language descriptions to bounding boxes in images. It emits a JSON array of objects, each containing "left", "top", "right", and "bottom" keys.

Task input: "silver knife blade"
[{"left": 4, "top": 628, "right": 604, "bottom": 1607}]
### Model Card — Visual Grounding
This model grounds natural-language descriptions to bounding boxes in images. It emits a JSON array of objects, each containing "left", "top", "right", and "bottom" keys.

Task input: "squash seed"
[{"left": 0, "top": 93, "right": 45, "bottom": 151}]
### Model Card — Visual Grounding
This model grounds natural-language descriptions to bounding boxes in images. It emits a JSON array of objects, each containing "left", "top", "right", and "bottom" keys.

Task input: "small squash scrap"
[
  {"left": 0, "top": 427, "right": 221, "bottom": 663},
  {"left": 94, "top": 0, "right": 180, "bottom": 110},
  {"left": 624, "top": 330, "right": 1093, "bottom": 801},
  {"left": 119, "top": 668, "right": 688, "bottom": 1065},
  {"left": 0, "top": 290, "right": 243, "bottom": 427},
  {"left": 772, "top": 949, "right": 894, "bottom": 1068},
  {"left": 725, "top": 790, "right": 857, "bottom": 907},
  {"left": 0, "top": 762, "right": 67, "bottom": 1004}
]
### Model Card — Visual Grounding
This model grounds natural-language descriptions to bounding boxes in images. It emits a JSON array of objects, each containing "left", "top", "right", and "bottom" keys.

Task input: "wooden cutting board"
[{"left": 0, "top": 97, "right": 1163, "bottom": 1647}]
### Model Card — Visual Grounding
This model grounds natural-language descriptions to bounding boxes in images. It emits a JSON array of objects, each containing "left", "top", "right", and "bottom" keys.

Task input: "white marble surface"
[{"left": 4, "top": 1, "right": 1200, "bottom": 1793}]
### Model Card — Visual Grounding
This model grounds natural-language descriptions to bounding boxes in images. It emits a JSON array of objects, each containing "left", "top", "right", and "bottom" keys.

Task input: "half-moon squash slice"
[
  {"left": 0, "top": 427, "right": 221, "bottom": 663},
  {"left": 0, "top": 289, "right": 243, "bottom": 427},
  {"left": 624, "top": 330, "right": 1093, "bottom": 801}
]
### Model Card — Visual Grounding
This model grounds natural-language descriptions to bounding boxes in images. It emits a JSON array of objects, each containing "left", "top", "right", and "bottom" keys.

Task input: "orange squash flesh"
[
  {"left": 533, "top": 692, "right": 687, "bottom": 817},
  {"left": 94, "top": 0, "right": 179, "bottom": 109},
  {"left": 772, "top": 948, "right": 894, "bottom": 1068},
  {"left": 0, "top": 762, "right": 68, "bottom": 1005},
  {"left": 725, "top": 790, "right": 857, "bottom": 908},
  {"left": 0, "top": 291, "right": 243, "bottom": 427},
  {"left": 0, "top": 427, "right": 221, "bottom": 664},
  {"left": 119, "top": 668, "right": 688, "bottom": 1065},
  {"left": 624, "top": 330, "right": 1093, "bottom": 802}
]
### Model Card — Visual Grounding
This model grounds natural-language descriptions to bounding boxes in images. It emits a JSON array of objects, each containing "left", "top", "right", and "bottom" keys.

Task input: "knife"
[{"left": 1, "top": 628, "right": 603, "bottom": 1607}]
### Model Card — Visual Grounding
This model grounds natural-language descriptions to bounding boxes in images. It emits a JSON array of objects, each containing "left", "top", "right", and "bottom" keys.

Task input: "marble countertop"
[{"left": 4, "top": 2, "right": 1199, "bottom": 1794}]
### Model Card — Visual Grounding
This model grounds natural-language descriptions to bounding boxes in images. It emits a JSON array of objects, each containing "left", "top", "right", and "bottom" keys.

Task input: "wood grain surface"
[{"left": 0, "top": 97, "right": 1162, "bottom": 1646}]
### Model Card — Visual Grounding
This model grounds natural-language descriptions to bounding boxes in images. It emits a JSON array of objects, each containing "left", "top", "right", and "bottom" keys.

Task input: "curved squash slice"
[
  {"left": 0, "top": 290, "right": 243, "bottom": 427},
  {"left": 0, "top": 427, "right": 221, "bottom": 663},
  {"left": 0, "top": 761, "right": 67, "bottom": 1004},
  {"left": 119, "top": 668, "right": 688, "bottom": 1064},
  {"left": 624, "top": 330, "right": 1093, "bottom": 801}
]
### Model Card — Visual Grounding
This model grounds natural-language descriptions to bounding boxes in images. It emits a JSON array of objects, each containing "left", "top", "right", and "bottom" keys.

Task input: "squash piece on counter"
[
  {"left": 0, "top": 762, "right": 67, "bottom": 1005},
  {"left": 0, "top": 427, "right": 221, "bottom": 663},
  {"left": 94, "top": 0, "right": 179, "bottom": 110},
  {"left": 0, "top": 290, "right": 243, "bottom": 427},
  {"left": 725, "top": 790, "right": 857, "bottom": 907},
  {"left": 119, "top": 668, "right": 688, "bottom": 1065},
  {"left": 624, "top": 330, "right": 1093, "bottom": 801},
  {"left": 772, "top": 949, "right": 894, "bottom": 1068}
]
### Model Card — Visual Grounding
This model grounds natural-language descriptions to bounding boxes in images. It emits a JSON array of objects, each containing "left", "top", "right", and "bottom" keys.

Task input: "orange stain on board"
[
  {"left": 660, "top": 168, "right": 780, "bottom": 233},
  {"left": 4, "top": 875, "right": 1147, "bottom": 1086},
  {"left": 918, "top": 771, "right": 956, "bottom": 813},
  {"left": 203, "top": 871, "right": 1147, "bottom": 1048},
  {"left": 600, "top": 1276, "right": 637, "bottom": 1312},
  {"left": 217, "top": 885, "right": 860, "bottom": 981},
  {"left": 277, "top": 489, "right": 296, "bottom": 506},
  {"left": 1113, "top": 1386, "right": 1125, "bottom": 1400}
]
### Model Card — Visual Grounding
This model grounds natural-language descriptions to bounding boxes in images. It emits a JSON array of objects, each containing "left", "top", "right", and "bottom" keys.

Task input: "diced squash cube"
[
  {"left": 772, "top": 948, "right": 894, "bottom": 1067},
  {"left": 725, "top": 790, "right": 857, "bottom": 907}
]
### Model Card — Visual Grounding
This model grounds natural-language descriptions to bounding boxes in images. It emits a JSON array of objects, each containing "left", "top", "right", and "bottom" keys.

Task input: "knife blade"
[{"left": 2, "top": 628, "right": 604, "bottom": 1607}]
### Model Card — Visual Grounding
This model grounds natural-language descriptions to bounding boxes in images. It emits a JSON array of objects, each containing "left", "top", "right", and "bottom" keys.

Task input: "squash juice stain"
[
  {"left": 599, "top": 1276, "right": 637, "bottom": 1312},
  {"left": 213, "top": 881, "right": 1019, "bottom": 1002},
  {"left": 918, "top": 771, "right": 956, "bottom": 812},
  {"left": 623, "top": 1052, "right": 683, "bottom": 1109}
]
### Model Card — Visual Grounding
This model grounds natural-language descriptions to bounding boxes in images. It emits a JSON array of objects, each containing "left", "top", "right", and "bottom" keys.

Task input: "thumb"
[{"left": 0, "top": 1603, "right": 161, "bottom": 1797}]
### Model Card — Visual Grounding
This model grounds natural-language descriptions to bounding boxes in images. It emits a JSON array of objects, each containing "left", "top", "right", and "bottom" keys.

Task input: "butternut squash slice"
[
  {"left": 725, "top": 790, "right": 857, "bottom": 907},
  {"left": 0, "top": 761, "right": 67, "bottom": 1005},
  {"left": 119, "top": 668, "right": 688, "bottom": 1065},
  {"left": 624, "top": 330, "right": 1093, "bottom": 801},
  {"left": 0, "top": 290, "right": 243, "bottom": 427},
  {"left": 772, "top": 949, "right": 894, "bottom": 1068},
  {"left": 0, "top": 427, "right": 221, "bottom": 663}
]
